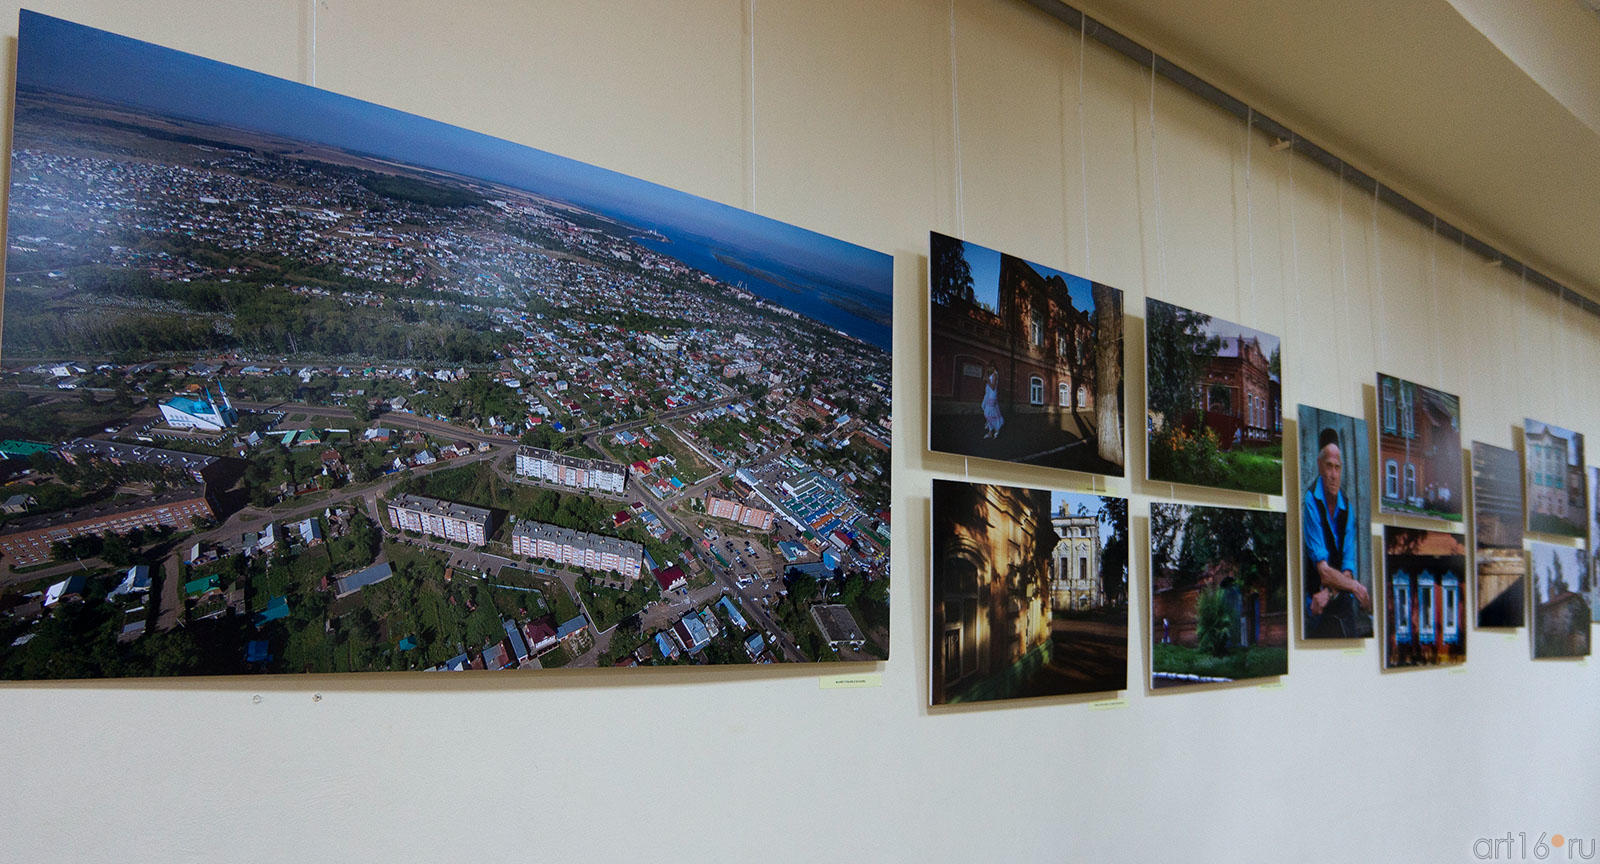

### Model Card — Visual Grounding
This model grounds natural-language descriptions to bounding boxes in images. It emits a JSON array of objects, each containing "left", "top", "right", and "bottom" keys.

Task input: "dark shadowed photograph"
[
  {"left": 1382, "top": 527, "right": 1466, "bottom": 669},
  {"left": 1530, "top": 541, "right": 1591, "bottom": 659},
  {"left": 1473, "top": 442, "right": 1526, "bottom": 627},
  {"left": 1149, "top": 502, "right": 1287, "bottom": 688},
  {"left": 1589, "top": 466, "right": 1600, "bottom": 624},
  {"left": 931, "top": 478, "right": 1128, "bottom": 705},
  {"left": 928, "top": 232, "right": 1125, "bottom": 476}
]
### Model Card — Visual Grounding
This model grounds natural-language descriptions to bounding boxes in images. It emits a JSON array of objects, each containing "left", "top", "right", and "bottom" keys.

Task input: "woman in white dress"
[{"left": 981, "top": 371, "right": 1004, "bottom": 439}]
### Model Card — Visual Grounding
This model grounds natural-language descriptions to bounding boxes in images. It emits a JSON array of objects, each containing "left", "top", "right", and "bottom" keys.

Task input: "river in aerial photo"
[{"left": 632, "top": 227, "right": 892, "bottom": 353}]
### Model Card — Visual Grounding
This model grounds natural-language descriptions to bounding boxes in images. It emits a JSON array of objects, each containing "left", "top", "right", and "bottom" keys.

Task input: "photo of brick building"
[
  {"left": 929, "top": 232, "right": 1124, "bottom": 475},
  {"left": 1376, "top": 374, "right": 1463, "bottom": 522}
]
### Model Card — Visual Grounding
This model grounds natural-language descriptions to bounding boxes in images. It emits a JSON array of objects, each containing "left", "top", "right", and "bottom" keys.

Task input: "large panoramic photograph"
[{"left": 0, "top": 12, "right": 893, "bottom": 677}]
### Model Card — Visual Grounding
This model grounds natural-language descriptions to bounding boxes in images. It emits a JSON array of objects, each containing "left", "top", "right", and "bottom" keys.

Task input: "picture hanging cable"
[
  {"left": 1337, "top": 163, "right": 1361, "bottom": 403},
  {"left": 1149, "top": 57, "right": 1168, "bottom": 301},
  {"left": 745, "top": 0, "right": 758, "bottom": 212},
  {"left": 1077, "top": 20, "right": 1092, "bottom": 275},
  {"left": 1021, "top": 0, "right": 1599, "bottom": 322},
  {"left": 1287, "top": 130, "right": 1309, "bottom": 411},
  {"left": 1242, "top": 105, "right": 1254, "bottom": 323},
  {"left": 1518, "top": 263, "right": 1529, "bottom": 414},
  {"left": 949, "top": 0, "right": 966, "bottom": 238},
  {"left": 1370, "top": 178, "right": 1388, "bottom": 374},
  {"left": 1428, "top": 216, "right": 1443, "bottom": 387},
  {"left": 309, "top": 0, "right": 318, "bottom": 87}
]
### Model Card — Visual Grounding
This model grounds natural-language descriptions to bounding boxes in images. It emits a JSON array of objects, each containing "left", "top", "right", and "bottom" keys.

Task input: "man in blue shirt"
[{"left": 1303, "top": 428, "right": 1371, "bottom": 637}]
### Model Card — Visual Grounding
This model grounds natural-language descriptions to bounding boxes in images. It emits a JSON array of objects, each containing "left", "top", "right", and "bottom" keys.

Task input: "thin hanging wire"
[
  {"left": 309, "top": 0, "right": 318, "bottom": 87},
  {"left": 1149, "top": 59, "right": 1168, "bottom": 302},
  {"left": 745, "top": 0, "right": 758, "bottom": 211},
  {"left": 1241, "top": 107, "right": 1253, "bottom": 323},
  {"left": 1149, "top": 58, "right": 1174, "bottom": 500},
  {"left": 948, "top": 0, "right": 965, "bottom": 238},
  {"left": 1370, "top": 181, "right": 1388, "bottom": 376},
  {"left": 1558, "top": 279, "right": 1570, "bottom": 416},
  {"left": 1077, "top": 21, "right": 1092, "bottom": 275},
  {"left": 1287, "top": 137, "right": 1307, "bottom": 412},
  {"left": 1338, "top": 164, "right": 1360, "bottom": 404},
  {"left": 1428, "top": 217, "right": 1443, "bottom": 387},
  {"left": 1518, "top": 263, "right": 1530, "bottom": 419}
]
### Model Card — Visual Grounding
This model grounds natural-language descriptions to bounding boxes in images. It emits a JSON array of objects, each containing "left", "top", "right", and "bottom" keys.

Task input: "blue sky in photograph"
[
  {"left": 1530, "top": 541, "right": 1586, "bottom": 601},
  {"left": 15, "top": 10, "right": 891, "bottom": 327},
  {"left": 1050, "top": 490, "right": 1116, "bottom": 546},
  {"left": 1198, "top": 311, "right": 1280, "bottom": 358},
  {"left": 961, "top": 238, "right": 1093, "bottom": 316},
  {"left": 1525, "top": 419, "right": 1584, "bottom": 465}
]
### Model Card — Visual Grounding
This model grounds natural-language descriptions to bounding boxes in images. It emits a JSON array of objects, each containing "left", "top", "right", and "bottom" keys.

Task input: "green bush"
[
  {"left": 1196, "top": 586, "right": 1233, "bottom": 657},
  {"left": 1149, "top": 425, "right": 1225, "bottom": 486}
]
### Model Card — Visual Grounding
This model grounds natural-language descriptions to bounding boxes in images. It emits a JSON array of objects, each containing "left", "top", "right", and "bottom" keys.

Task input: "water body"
[{"left": 633, "top": 228, "right": 892, "bottom": 354}]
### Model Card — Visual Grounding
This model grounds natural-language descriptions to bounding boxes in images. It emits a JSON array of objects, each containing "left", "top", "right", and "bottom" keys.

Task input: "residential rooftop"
[{"left": 388, "top": 493, "right": 492, "bottom": 523}]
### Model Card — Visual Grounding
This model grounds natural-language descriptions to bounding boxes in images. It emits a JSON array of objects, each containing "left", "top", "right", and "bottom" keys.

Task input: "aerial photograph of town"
[{"left": 0, "top": 12, "right": 893, "bottom": 678}]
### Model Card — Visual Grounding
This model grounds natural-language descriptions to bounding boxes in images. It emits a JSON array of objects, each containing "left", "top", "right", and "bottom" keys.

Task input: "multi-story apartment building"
[
  {"left": 510, "top": 520, "right": 643, "bottom": 581},
  {"left": 386, "top": 494, "right": 492, "bottom": 546},
  {"left": 514, "top": 446, "right": 626, "bottom": 494}
]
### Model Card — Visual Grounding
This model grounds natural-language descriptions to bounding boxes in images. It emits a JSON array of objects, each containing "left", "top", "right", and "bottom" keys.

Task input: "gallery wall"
[{"left": 2, "top": 1, "right": 1596, "bottom": 862}]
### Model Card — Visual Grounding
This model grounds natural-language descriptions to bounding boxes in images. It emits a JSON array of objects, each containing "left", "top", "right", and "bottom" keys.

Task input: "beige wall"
[{"left": 1, "top": 2, "right": 1595, "bottom": 862}]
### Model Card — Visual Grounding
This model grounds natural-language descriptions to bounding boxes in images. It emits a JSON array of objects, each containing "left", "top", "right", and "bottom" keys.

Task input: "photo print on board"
[
  {"left": 1375, "top": 374, "right": 1462, "bottom": 522},
  {"left": 1523, "top": 419, "right": 1586, "bottom": 539},
  {"left": 1589, "top": 466, "right": 1600, "bottom": 623},
  {"left": 1145, "top": 298, "right": 1283, "bottom": 495},
  {"left": 1297, "top": 406, "right": 1374, "bottom": 639},
  {"left": 1529, "top": 541, "right": 1592, "bottom": 659},
  {"left": 930, "top": 478, "right": 1128, "bottom": 705},
  {"left": 927, "top": 232, "right": 1125, "bottom": 476},
  {"left": 1149, "top": 502, "right": 1287, "bottom": 688},
  {"left": 0, "top": 12, "right": 892, "bottom": 678},
  {"left": 1472, "top": 442, "right": 1526, "bottom": 628},
  {"left": 1382, "top": 526, "right": 1467, "bottom": 669}
]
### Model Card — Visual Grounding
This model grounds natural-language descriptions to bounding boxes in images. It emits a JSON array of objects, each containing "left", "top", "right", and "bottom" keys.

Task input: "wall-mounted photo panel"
[
  {"left": 1530, "top": 541, "right": 1592, "bottom": 659},
  {"left": 1297, "top": 406, "right": 1374, "bottom": 639},
  {"left": 1473, "top": 442, "right": 1527, "bottom": 628},
  {"left": 1382, "top": 526, "right": 1467, "bottom": 669},
  {"left": 1589, "top": 466, "right": 1600, "bottom": 623},
  {"left": 930, "top": 479, "right": 1128, "bottom": 705},
  {"left": 1375, "top": 374, "right": 1463, "bottom": 522},
  {"left": 1145, "top": 299, "right": 1282, "bottom": 495},
  {"left": 0, "top": 12, "right": 893, "bottom": 678},
  {"left": 1149, "top": 502, "right": 1287, "bottom": 688},
  {"left": 928, "top": 232, "right": 1125, "bottom": 476},
  {"left": 1523, "top": 420, "right": 1586, "bottom": 539}
]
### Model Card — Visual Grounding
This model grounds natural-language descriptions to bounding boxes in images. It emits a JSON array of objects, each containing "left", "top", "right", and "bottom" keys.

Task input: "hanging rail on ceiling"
[{"left": 1020, "top": 0, "right": 1600, "bottom": 319}]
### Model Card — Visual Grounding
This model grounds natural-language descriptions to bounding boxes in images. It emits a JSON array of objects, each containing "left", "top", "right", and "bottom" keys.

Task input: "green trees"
[
  {"left": 930, "top": 232, "right": 976, "bottom": 306},
  {"left": 1145, "top": 299, "right": 1221, "bottom": 425},
  {"left": 1097, "top": 496, "right": 1129, "bottom": 606}
]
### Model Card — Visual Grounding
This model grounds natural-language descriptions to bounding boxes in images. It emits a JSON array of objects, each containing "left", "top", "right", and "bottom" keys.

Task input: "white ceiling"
[{"left": 1064, "top": 0, "right": 1600, "bottom": 299}]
